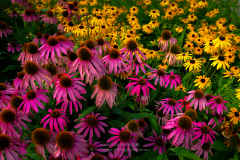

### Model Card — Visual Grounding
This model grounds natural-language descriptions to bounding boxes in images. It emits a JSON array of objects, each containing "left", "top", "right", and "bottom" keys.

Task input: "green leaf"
[
  {"left": 171, "top": 147, "right": 202, "bottom": 160},
  {"left": 77, "top": 106, "right": 96, "bottom": 119},
  {"left": 212, "top": 140, "right": 228, "bottom": 151}
]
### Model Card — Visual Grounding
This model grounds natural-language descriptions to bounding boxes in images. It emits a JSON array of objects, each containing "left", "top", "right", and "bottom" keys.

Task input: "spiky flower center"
[
  {"left": 47, "top": 36, "right": 59, "bottom": 46},
  {"left": 56, "top": 131, "right": 74, "bottom": 150},
  {"left": 32, "top": 128, "right": 50, "bottom": 146},
  {"left": 67, "top": 51, "right": 77, "bottom": 61},
  {"left": 126, "top": 40, "right": 138, "bottom": 52},
  {"left": 190, "top": 59, "right": 195, "bottom": 64},
  {"left": 215, "top": 96, "right": 223, "bottom": 104},
  {"left": 86, "top": 40, "right": 95, "bottom": 49},
  {"left": 167, "top": 98, "right": 176, "bottom": 106},
  {"left": 127, "top": 120, "right": 139, "bottom": 132},
  {"left": 201, "top": 126, "right": 210, "bottom": 134},
  {"left": 98, "top": 76, "right": 113, "bottom": 90},
  {"left": 0, "top": 134, "right": 11, "bottom": 151},
  {"left": 10, "top": 96, "right": 23, "bottom": 109},
  {"left": 51, "top": 109, "right": 61, "bottom": 118},
  {"left": 0, "top": 83, "right": 6, "bottom": 91},
  {"left": 27, "top": 90, "right": 36, "bottom": 100},
  {"left": 184, "top": 109, "right": 197, "bottom": 121},
  {"left": 162, "top": 30, "right": 171, "bottom": 40},
  {"left": 24, "top": 61, "right": 39, "bottom": 75},
  {"left": 77, "top": 47, "right": 92, "bottom": 61},
  {"left": 17, "top": 71, "right": 25, "bottom": 79},
  {"left": 194, "top": 90, "right": 204, "bottom": 99},
  {"left": 85, "top": 115, "right": 98, "bottom": 127},
  {"left": 60, "top": 76, "right": 73, "bottom": 88},
  {"left": 44, "top": 63, "right": 57, "bottom": 76},
  {"left": 27, "top": 42, "right": 38, "bottom": 54},
  {"left": 178, "top": 115, "right": 192, "bottom": 130},
  {"left": 119, "top": 130, "right": 131, "bottom": 142},
  {"left": 109, "top": 49, "right": 120, "bottom": 59},
  {"left": 0, "top": 109, "right": 16, "bottom": 123},
  {"left": 97, "top": 38, "right": 104, "bottom": 46}
]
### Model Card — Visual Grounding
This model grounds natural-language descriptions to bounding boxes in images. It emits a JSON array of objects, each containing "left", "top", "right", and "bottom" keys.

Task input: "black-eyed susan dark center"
[
  {"left": 178, "top": 115, "right": 192, "bottom": 130},
  {"left": 218, "top": 56, "right": 225, "bottom": 61},
  {"left": 56, "top": 131, "right": 74, "bottom": 150},
  {"left": 98, "top": 76, "right": 113, "bottom": 90},
  {"left": 32, "top": 128, "right": 50, "bottom": 146}
]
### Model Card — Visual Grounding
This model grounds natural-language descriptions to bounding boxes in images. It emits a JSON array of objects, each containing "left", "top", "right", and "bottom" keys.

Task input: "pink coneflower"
[
  {"left": 22, "top": 61, "right": 50, "bottom": 89},
  {"left": 75, "top": 112, "right": 108, "bottom": 143},
  {"left": 96, "top": 38, "right": 110, "bottom": 56},
  {"left": 22, "top": 9, "right": 38, "bottom": 22},
  {"left": 0, "top": 134, "right": 26, "bottom": 160},
  {"left": 18, "top": 42, "right": 41, "bottom": 63},
  {"left": 9, "top": 95, "right": 23, "bottom": 110},
  {"left": 87, "top": 141, "right": 108, "bottom": 155},
  {"left": 0, "top": 107, "right": 30, "bottom": 138},
  {"left": 158, "top": 30, "right": 177, "bottom": 52},
  {"left": 163, "top": 114, "right": 193, "bottom": 149},
  {"left": 41, "top": 109, "right": 68, "bottom": 132},
  {"left": 13, "top": 71, "right": 25, "bottom": 90},
  {"left": 120, "top": 39, "right": 146, "bottom": 63},
  {"left": 164, "top": 45, "right": 181, "bottom": 65},
  {"left": 165, "top": 71, "right": 181, "bottom": 89},
  {"left": 126, "top": 77, "right": 156, "bottom": 105},
  {"left": 143, "top": 130, "right": 167, "bottom": 154},
  {"left": 187, "top": 89, "right": 207, "bottom": 111},
  {"left": 127, "top": 58, "right": 152, "bottom": 75},
  {"left": 155, "top": 110, "right": 169, "bottom": 126},
  {"left": 124, "top": 120, "right": 143, "bottom": 140},
  {"left": 0, "top": 21, "right": 12, "bottom": 38},
  {"left": 85, "top": 40, "right": 99, "bottom": 56},
  {"left": 148, "top": 68, "right": 167, "bottom": 87},
  {"left": 54, "top": 131, "right": 88, "bottom": 159},
  {"left": 0, "top": 83, "right": 15, "bottom": 108},
  {"left": 102, "top": 48, "right": 126, "bottom": 74},
  {"left": 108, "top": 150, "right": 128, "bottom": 160},
  {"left": 39, "top": 35, "right": 72, "bottom": 63},
  {"left": 91, "top": 76, "right": 117, "bottom": 108},
  {"left": 156, "top": 98, "right": 183, "bottom": 118},
  {"left": 107, "top": 127, "right": 138, "bottom": 157},
  {"left": 41, "top": 10, "right": 57, "bottom": 24},
  {"left": 7, "top": 42, "right": 21, "bottom": 54},
  {"left": 19, "top": 89, "right": 49, "bottom": 113},
  {"left": 32, "top": 128, "right": 55, "bottom": 159},
  {"left": 53, "top": 73, "right": 86, "bottom": 114},
  {"left": 64, "top": 50, "right": 78, "bottom": 69},
  {"left": 192, "top": 141, "right": 213, "bottom": 160},
  {"left": 178, "top": 96, "right": 191, "bottom": 110},
  {"left": 193, "top": 119, "right": 216, "bottom": 145},
  {"left": 71, "top": 46, "right": 105, "bottom": 84},
  {"left": 208, "top": 96, "right": 227, "bottom": 115}
]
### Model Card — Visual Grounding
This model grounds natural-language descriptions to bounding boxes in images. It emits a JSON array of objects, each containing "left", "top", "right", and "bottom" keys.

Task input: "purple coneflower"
[
  {"left": 13, "top": 72, "right": 25, "bottom": 90},
  {"left": 9, "top": 95, "right": 23, "bottom": 110},
  {"left": 0, "top": 134, "right": 26, "bottom": 160},
  {"left": 0, "top": 83, "right": 15, "bottom": 108},
  {"left": 54, "top": 73, "right": 86, "bottom": 114},
  {"left": 53, "top": 131, "right": 88, "bottom": 159},
  {"left": 32, "top": 128, "right": 55, "bottom": 159},
  {"left": 22, "top": 61, "right": 50, "bottom": 89},
  {"left": 192, "top": 141, "right": 213, "bottom": 160},
  {"left": 71, "top": 46, "right": 105, "bottom": 84},
  {"left": 0, "top": 21, "right": 12, "bottom": 38},
  {"left": 7, "top": 43, "right": 21, "bottom": 54},
  {"left": 163, "top": 114, "right": 193, "bottom": 149},
  {"left": 107, "top": 127, "right": 138, "bottom": 157},
  {"left": 108, "top": 150, "right": 128, "bottom": 160},
  {"left": 41, "top": 10, "right": 57, "bottom": 24},
  {"left": 96, "top": 38, "right": 110, "bottom": 56},
  {"left": 41, "top": 109, "right": 68, "bottom": 132},
  {"left": 158, "top": 30, "right": 177, "bottom": 52},
  {"left": 127, "top": 57, "right": 152, "bottom": 75},
  {"left": 102, "top": 48, "right": 126, "bottom": 74},
  {"left": 86, "top": 141, "right": 108, "bottom": 156},
  {"left": 193, "top": 119, "right": 216, "bottom": 145},
  {"left": 18, "top": 42, "right": 41, "bottom": 63},
  {"left": 91, "top": 76, "right": 117, "bottom": 108},
  {"left": 124, "top": 120, "right": 143, "bottom": 140},
  {"left": 187, "top": 89, "right": 207, "bottom": 111},
  {"left": 148, "top": 68, "right": 167, "bottom": 87},
  {"left": 0, "top": 107, "right": 30, "bottom": 138},
  {"left": 165, "top": 71, "right": 181, "bottom": 89},
  {"left": 75, "top": 112, "right": 108, "bottom": 143},
  {"left": 19, "top": 89, "right": 49, "bottom": 113},
  {"left": 84, "top": 40, "right": 99, "bottom": 57},
  {"left": 126, "top": 77, "right": 156, "bottom": 105},
  {"left": 120, "top": 39, "right": 146, "bottom": 63},
  {"left": 164, "top": 45, "right": 181, "bottom": 66},
  {"left": 208, "top": 96, "right": 227, "bottom": 115},
  {"left": 143, "top": 130, "right": 167, "bottom": 154},
  {"left": 39, "top": 35, "right": 72, "bottom": 63},
  {"left": 156, "top": 98, "right": 183, "bottom": 118},
  {"left": 22, "top": 9, "right": 38, "bottom": 22}
]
